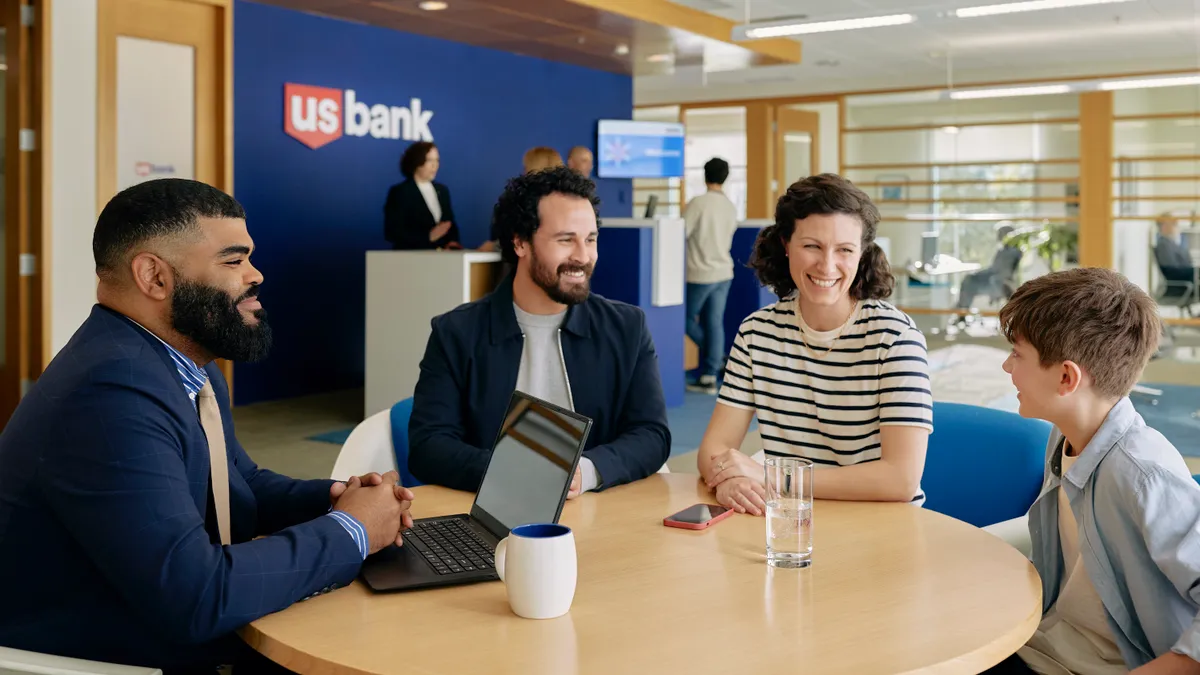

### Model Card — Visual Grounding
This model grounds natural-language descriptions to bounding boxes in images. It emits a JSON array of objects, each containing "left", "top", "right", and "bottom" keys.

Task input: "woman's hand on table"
[
  {"left": 715, "top": 477, "right": 766, "bottom": 516},
  {"left": 706, "top": 448, "right": 763, "bottom": 488}
]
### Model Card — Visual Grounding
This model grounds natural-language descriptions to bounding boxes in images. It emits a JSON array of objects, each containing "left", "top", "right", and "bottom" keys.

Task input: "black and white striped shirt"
[{"left": 718, "top": 297, "right": 933, "bottom": 502}]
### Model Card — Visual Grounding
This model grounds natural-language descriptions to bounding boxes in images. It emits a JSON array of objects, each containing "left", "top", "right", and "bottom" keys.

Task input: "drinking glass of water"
[{"left": 764, "top": 455, "right": 813, "bottom": 568}]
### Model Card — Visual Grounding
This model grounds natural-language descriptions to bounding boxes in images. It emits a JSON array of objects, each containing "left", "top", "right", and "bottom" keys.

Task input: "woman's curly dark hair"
[
  {"left": 749, "top": 173, "right": 894, "bottom": 301},
  {"left": 399, "top": 142, "right": 436, "bottom": 179},
  {"left": 492, "top": 166, "right": 600, "bottom": 265}
]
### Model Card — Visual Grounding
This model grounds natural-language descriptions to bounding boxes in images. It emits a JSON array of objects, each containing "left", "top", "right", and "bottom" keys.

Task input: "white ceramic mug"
[{"left": 494, "top": 523, "right": 577, "bottom": 620}]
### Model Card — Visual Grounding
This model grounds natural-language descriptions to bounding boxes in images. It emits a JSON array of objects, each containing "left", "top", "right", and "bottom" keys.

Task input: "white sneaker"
[{"left": 687, "top": 375, "right": 718, "bottom": 395}]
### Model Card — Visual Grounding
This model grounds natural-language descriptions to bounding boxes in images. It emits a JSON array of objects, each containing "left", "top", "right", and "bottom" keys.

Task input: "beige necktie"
[{"left": 197, "top": 381, "right": 232, "bottom": 546}]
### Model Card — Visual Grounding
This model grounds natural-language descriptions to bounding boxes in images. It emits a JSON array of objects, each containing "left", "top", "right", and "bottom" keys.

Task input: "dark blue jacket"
[
  {"left": 408, "top": 276, "right": 671, "bottom": 492},
  {"left": 0, "top": 306, "right": 362, "bottom": 669}
]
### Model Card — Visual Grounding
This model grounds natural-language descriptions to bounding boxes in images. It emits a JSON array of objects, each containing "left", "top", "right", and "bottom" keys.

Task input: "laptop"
[{"left": 361, "top": 390, "right": 592, "bottom": 592}]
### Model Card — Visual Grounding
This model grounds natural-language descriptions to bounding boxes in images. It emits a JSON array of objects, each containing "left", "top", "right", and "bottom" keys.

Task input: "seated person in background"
[
  {"left": 384, "top": 141, "right": 461, "bottom": 250},
  {"left": 523, "top": 146, "right": 564, "bottom": 174},
  {"left": 567, "top": 146, "right": 594, "bottom": 177},
  {"left": 409, "top": 166, "right": 671, "bottom": 495},
  {"left": 697, "top": 174, "right": 932, "bottom": 513},
  {"left": 955, "top": 221, "right": 1022, "bottom": 316},
  {"left": 0, "top": 179, "right": 414, "bottom": 671},
  {"left": 985, "top": 267, "right": 1200, "bottom": 675},
  {"left": 1155, "top": 213, "right": 1195, "bottom": 297}
]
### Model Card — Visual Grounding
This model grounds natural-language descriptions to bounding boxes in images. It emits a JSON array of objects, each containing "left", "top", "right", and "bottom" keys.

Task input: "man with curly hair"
[{"left": 408, "top": 167, "right": 671, "bottom": 497}]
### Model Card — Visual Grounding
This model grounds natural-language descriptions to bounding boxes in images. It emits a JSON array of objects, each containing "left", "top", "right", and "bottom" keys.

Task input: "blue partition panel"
[
  {"left": 722, "top": 226, "right": 777, "bottom": 354},
  {"left": 591, "top": 228, "right": 685, "bottom": 407}
]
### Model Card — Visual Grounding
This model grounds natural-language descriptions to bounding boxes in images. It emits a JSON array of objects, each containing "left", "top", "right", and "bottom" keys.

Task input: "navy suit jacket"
[
  {"left": 0, "top": 305, "right": 362, "bottom": 669},
  {"left": 408, "top": 275, "right": 671, "bottom": 492}
]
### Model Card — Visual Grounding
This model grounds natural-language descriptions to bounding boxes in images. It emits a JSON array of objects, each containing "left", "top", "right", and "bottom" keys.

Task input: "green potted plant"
[{"left": 1004, "top": 222, "right": 1078, "bottom": 271}]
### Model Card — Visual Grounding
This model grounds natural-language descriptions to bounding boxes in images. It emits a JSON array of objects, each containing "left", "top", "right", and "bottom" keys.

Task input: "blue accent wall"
[{"left": 232, "top": 1, "right": 634, "bottom": 404}]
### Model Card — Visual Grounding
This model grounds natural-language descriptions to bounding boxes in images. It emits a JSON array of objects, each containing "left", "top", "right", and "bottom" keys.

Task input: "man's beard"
[
  {"left": 529, "top": 248, "right": 594, "bottom": 306},
  {"left": 171, "top": 280, "right": 273, "bottom": 362}
]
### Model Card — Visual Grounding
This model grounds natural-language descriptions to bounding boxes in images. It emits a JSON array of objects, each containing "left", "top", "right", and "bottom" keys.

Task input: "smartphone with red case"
[{"left": 663, "top": 503, "right": 735, "bottom": 530}]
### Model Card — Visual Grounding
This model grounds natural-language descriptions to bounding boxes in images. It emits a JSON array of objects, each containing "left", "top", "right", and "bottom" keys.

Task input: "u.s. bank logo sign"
[{"left": 284, "top": 83, "right": 435, "bottom": 150}]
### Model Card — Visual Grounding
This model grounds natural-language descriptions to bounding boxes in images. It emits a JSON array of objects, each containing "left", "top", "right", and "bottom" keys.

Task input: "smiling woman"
[{"left": 697, "top": 174, "right": 934, "bottom": 512}]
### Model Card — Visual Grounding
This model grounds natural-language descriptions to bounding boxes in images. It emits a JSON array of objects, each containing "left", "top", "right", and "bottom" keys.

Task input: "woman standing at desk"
[{"left": 384, "top": 142, "right": 461, "bottom": 250}]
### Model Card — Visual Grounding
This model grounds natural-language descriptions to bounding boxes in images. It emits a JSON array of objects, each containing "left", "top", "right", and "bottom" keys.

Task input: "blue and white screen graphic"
[{"left": 597, "top": 120, "right": 685, "bottom": 179}]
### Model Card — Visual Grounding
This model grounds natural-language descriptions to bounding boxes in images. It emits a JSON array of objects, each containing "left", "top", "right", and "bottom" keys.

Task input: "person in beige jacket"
[{"left": 684, "top": 157, "right": 739, "bottom": 394}]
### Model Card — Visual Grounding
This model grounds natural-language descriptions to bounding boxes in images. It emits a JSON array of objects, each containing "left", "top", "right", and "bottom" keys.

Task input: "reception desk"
[
  {"left": 364, "top": 250, "right": 503, "bottom": 417},
  {"left": 590, "top": 217, "right": 686, "bottom": 407}
]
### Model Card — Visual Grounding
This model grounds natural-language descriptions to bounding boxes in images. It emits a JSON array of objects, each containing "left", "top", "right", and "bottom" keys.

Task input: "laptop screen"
[{"left": 471, "top": 392, "right": 591, "bottom": 535}]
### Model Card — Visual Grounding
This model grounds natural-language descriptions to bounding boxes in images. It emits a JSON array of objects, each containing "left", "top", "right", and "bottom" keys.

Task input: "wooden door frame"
[
  {"left": 95, "top": 0, "right": 234, "bottom": 388},
  {"left": 1, "top": 0, "right": 49, "bottom": 425},
  {"left": 774, "top": 107, "right": 820, "bottom": 200}
]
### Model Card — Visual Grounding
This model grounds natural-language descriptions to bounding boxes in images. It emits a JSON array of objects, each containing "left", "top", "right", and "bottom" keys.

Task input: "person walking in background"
[
  {"left": 383, "top": 141, "right": 461, "bottom": 250},
  {"left": 683, "top": 157, "right": 739, "bottom": 394}
]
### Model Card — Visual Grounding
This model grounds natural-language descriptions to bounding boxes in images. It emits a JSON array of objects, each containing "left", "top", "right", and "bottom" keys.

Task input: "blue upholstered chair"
[
  {"left": 389, "top": 397, "right": 422, "bottom": 488},
  {"left": 922, "top": 402, "right": 1051, "bottom": 528}
]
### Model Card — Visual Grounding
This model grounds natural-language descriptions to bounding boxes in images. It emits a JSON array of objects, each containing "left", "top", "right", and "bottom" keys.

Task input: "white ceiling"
[{"left": 636, "top": 0, "right": 1200, "bottom": 104}]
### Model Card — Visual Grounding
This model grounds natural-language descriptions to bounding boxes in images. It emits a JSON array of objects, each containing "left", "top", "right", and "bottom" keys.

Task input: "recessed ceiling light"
[
  {"left": 418, "top": 1, "right": 448, "bottom": 10},
  {"left": 647, "top": 53, "right": 674, "bottom": 63},
  {"left": 949, "top": 84, "right": 1071, "bottom": 100},
  {"left": 737, "top": 13, "right": 915, "bottom": 40},
  {"left": 1098, "top": 75, "right": 1200, "bottom": 90},
  {"left": 954, "top": 0, "right": 1133, "bottom": 19},
  {"left": 615, "top": 44, "right": 630, "bottom": 56}
]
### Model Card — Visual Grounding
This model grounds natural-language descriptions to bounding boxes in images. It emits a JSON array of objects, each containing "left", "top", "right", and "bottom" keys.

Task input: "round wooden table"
[{"left": 243, "top": 474, "right": 1041, "bottom": 675}]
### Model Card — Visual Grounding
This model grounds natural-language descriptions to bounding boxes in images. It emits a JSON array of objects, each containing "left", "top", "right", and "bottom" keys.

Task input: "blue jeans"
[{"left": 685, "top": 280, "right": 732, "bottom": 378}]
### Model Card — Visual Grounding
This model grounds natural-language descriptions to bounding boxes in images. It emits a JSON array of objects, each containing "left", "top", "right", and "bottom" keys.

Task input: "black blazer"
[
  {"left": 383, "top": 179, "right": 459, "bottom": 250},
  {"left": 408, "top": 275, "right": 671, "bottom": 492}
]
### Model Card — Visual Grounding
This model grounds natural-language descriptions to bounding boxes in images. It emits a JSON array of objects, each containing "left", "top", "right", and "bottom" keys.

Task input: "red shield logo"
[{"left": 284, "top": 83, "right": 343, "bottom": 150}]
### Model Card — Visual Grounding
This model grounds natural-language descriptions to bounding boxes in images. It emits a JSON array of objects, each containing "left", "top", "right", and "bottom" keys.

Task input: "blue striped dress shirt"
[{"left": 132, "top": 320, "right": 369, "bottom": 560}]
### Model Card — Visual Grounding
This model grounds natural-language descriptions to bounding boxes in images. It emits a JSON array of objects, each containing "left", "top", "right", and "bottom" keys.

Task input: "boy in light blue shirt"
[{"left": 986, "top": 267, "right": 1200, "bottom": 675}]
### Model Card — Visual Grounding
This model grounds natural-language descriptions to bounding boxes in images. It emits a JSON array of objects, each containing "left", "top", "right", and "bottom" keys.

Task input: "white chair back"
[
  {"left": 329, "top": 410, "right": 672, "bottom": 483},
  {"left": 330, "top": 410, "right": 397, "bottom": 482},
  {"left": 0, "top": 647, "right": 160, "bottom": 675}
]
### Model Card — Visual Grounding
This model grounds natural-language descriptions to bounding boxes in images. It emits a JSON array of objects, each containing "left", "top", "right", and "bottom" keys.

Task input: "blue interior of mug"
[{"left": 511, "top": 523, "right": 571, "bottom": 539}]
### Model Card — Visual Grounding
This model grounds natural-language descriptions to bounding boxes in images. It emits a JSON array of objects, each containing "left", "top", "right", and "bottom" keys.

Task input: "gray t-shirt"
[
  {"left": 513, "top": 303, "right": 573, "bottom": 411},
  {"left": 512, "top": 303, "right": 600, "bottom": 491},
  {"left": 683, "top": 190, "right": 739, "bottom": 285}
]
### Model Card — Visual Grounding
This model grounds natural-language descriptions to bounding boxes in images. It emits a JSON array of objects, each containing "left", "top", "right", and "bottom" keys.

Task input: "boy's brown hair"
[{"left": 998, "top": 267, "right": 1161, "bottom": 399}]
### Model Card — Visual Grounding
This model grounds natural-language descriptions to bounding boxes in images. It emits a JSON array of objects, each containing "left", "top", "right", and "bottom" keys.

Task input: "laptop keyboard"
[{"left": 403, "top": 519, "right": 496, "bottom": 576}]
